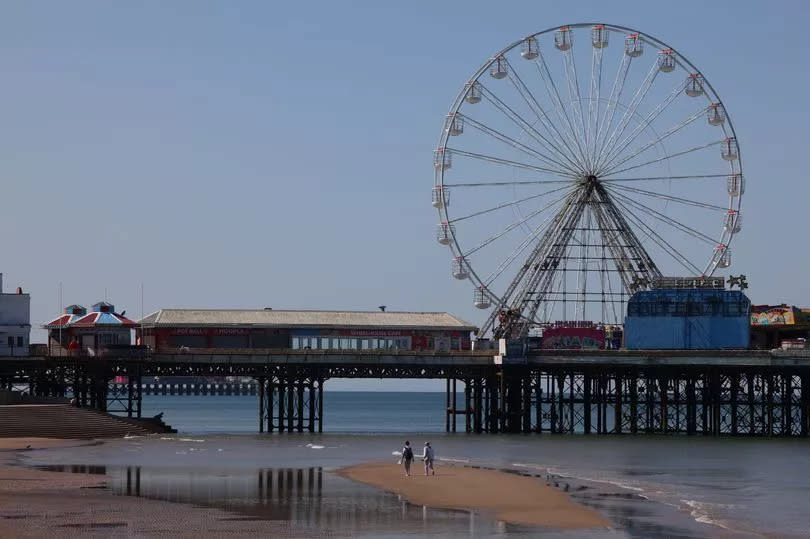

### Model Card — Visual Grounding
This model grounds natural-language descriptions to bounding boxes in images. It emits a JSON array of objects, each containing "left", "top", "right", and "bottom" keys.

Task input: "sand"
[{"left": 338, "top": 461, "right": 613, "bottom": 530}]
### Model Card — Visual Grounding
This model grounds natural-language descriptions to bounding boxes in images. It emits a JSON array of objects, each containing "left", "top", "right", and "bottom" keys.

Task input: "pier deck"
[{"left": 1, "top": 349, "right": 808, "bottom": 437}]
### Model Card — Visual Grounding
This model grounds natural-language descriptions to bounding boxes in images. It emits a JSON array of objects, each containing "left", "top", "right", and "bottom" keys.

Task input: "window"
[
  {"left": 7, "top": 337, "right": 12, "bottom": 347},
  {"left": 17, "top": 336, "right": 24, "bottom": 347}
]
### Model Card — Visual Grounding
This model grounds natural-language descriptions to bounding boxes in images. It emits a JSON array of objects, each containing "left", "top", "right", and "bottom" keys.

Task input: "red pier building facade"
[{"left": 137, "top": 309, "right": 476, "bottom": 352}]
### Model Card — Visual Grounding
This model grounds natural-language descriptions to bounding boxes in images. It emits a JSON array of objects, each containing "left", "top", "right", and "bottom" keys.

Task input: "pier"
[{"left": 1, "top": 349, "right": 809, "bottom": 437}]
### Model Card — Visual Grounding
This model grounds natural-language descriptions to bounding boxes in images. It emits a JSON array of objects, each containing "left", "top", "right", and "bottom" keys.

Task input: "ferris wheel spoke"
[
  {"left": 444, "top": 178, "right": 574, "bottom": 187},
  {"left": 599, "top": 106, "right": 706, "bottom": 175},
  {"left": 596, "top": 61, "right": 660, "bottom": 171},
  {"left": 483, "top": 190, "right": 580, "bottom": 287},
  {"left": 602, "top": 139, "right": 724, "bottom": 177},
  {"left": 606, "top": 183, "right": 728, "bottom": 211},
  {"left": 533, "top": 56, "right": 590, "bottom": 167},
  {"left": 601, "top": 173, "right": 728, "bottom": 182},
  {"left": 478, "top": 84, "right": 584, "bottom": 174},
  {"left": 562, "top": 49, "right": 590, "bottom": 170},
  {"left": 462, "top": 188, "right": 574, "bottom": 257},
  {"left": 587, "top": 45, "right": 604, "bottom": 167},
  {"left": 448, "top": 183, "right": 572, "bottom": 224},
  {"left": 592, "top": 53, "right": 632, "bottom": 170},
  {"left": 498, "top": 58, "right": 585, "bottom": 172},
  {"left": 609, "top": 193, "right": 704, "bottom": 275},
  {"left": 446, "top": 147, "right": 581, "bottom": 177},
  {"left": 596, "top": 79, "right": 689, "bottom": 172},
  {"left": 459, "top": 114, "right": 580, "bottom": 178},
  {"left": 482, "top": 208, "right": 564, "bottom": 287},
  {"left": 605, "top": 185, "right": 718, "bottom": 245}
]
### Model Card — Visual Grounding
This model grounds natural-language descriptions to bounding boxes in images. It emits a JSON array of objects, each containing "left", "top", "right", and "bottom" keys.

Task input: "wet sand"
[
  {"left": 0, "top": 438, "right": 306, "bottom": 537},
  {"left": 338, "top": 461, "right": 613, "bottom": 530}
]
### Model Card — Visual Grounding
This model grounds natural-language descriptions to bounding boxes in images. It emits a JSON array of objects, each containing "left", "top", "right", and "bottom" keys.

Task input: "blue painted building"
[{"left": 624, "top": 288, "right": 751, "bottom": 350}]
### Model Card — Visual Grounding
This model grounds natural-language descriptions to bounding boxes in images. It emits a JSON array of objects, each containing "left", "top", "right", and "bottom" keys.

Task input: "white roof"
[{"left": 139, "top": 309, "right": 477, "bottom": 331}]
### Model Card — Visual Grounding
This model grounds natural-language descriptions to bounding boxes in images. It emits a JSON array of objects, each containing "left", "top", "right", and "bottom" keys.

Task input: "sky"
[{"left": 0, "top": 1, "right": 807, "bottom": 390}]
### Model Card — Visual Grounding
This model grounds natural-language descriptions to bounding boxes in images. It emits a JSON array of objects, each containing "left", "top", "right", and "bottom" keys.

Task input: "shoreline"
[{"left": 337, "top": 460, "right": 613, "bottom": 530}]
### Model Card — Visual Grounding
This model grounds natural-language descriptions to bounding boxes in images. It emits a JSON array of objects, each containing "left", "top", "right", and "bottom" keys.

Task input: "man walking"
[
  {"left": 400, "top": 440, "right": 414, "bottom": 476},
  {"left": 423, "top": 442, "right": 435, "bottom": 476}
]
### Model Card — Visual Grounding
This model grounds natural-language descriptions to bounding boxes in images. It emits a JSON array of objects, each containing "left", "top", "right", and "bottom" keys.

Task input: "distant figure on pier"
[
  {"left": 423, "top": 442, "right": 435, "bottom": 476},
  {"left": 399, "top": 440, "right": 414, "bottom": 476}
]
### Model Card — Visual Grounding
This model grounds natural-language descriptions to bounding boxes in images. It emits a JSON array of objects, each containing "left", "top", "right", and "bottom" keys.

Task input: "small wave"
[
  {"left": 217, "top": 448, "right": 224, "bottom": 452},
  {"left": 392, "top": 450, "right": 402, "bottom": 456},
  {"left": 177, "top": 438, "right": 205, "bottom": 443},
  {"left": 681, "top": 499, "right": 734, "bottom": 530},
  {"left": 123, "top": 434, "right": 143, "bottom": 440},
  {"left": 437, "top": 457, "right": 469, "bottom": 464},
  {"left": 305, "top": 444, "right": 325, "bottom": 449}
]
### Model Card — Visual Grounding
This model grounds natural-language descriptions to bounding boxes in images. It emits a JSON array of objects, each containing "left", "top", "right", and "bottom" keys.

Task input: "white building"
[{"left": 0, "top": 273, "right": 30, "bottom": 356}]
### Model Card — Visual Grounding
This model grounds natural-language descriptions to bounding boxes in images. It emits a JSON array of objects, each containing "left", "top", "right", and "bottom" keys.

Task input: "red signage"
[
  {"left": 542, "top": 327, "right": 605, "bottom": 350},
  {"left": 168, "top": 328, "right": 250, "bottom": 336}
]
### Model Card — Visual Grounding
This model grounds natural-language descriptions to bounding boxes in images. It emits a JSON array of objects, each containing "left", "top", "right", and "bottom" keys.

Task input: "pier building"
[
  {"left": 137, "top": 309, "right": 477, "bottom": 352},
  {"left": 43, "top": 302, "right": 137, "bottom": 355},
  {"left": 750, "top": 305, "right": 810, "bottom": 349},
  {"left": 0, "top": 273, "right": 30, "bottom": 356},
  {"left": 624, "top": 287, "right": 751, "bottom": 350}
]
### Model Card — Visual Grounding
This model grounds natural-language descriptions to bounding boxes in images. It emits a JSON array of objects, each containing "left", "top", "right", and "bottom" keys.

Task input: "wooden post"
[
  {"left": 318, "top": 377, "right": 324, "bottom": 433},
  {"left": 464, "top": 379, "right": 471, "bottom": 433},
  {"left": 308, "top": 378, "right": 315, "bottom": 433},
  {"left": 801, "top": 374, "right": 809, "bottom": 437},
  {"left": 584, "top": 371, "right": 592, "bottom": 434},
  {"left": 267, "top": 377, "right": 275, "bottom": 432},
  {"left": 730, "top": 373, "right": 739, "bottom": 435},
  {"left": 445, "top": 378, "right": 451, "bottom": 433},
  {"left": 287, "top": 378, "right": 294, "bottom": 433},
  {"left": 453, "top": 376, "right": 456, "bottom": 432},
  {"left": 615, "top": 371, "right": 623, "bottom": 434},
  {"left": 535, "top": 372, "right": 542, "bottom": 434},
  {"left": 629, "top": 374, "right": 638, "bottom": 434},
  {"left": 258, "top": 377, "right": 265, "bottom": 433},
  {"left": 278, "top": 379, "right": 285, "bottom": 433},
  {"left": 522, "top": 374, "right": 531, "bottom": 433},
  {"left": 297, "top": 380, "right": 305, "bottom": 432}
]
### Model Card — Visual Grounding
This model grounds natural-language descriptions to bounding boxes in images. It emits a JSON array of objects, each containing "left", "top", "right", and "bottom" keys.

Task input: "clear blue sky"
[{"left": 1, "top": 1, "right": 807, "bottom": 389}]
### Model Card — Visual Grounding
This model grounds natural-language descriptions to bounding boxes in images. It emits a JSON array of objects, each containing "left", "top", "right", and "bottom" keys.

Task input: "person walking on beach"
[
  {"left": 400, "top": 440, "right": 414, "bottom": 476},
  {"left": 423, "top": 442, "right": 435, "bottom": 476}
]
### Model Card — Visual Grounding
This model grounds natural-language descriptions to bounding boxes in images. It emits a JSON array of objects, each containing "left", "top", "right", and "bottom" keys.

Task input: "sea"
[{"left": 18, "top": 392, "right": 810, "bottom": 538}]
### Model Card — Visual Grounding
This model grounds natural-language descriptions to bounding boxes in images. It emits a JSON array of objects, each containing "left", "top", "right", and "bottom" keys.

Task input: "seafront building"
[
  {"left": 0, "top": 273, "right": 30, "bottom": 356},
  {"left": 43, "top": 301, "right": 137, "bottom": 355},
  {"left": 136, "top": 309, "right": 477, "bottom": 351}
]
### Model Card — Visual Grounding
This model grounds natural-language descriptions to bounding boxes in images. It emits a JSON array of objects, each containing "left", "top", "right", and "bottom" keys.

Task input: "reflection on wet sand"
[
  {"left": 35, "top": 463, "right": 712, "bottom": 537},
  {"left": 38, "top": 464, "right": 524, "bottom": 536}
]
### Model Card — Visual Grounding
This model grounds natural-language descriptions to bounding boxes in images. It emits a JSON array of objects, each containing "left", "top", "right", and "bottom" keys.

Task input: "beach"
[
  {"left": 338, "top": 461, "right": 612, "bottom": 529},
  {"left": 4, "top": 398, "right": 809, "bottom": 537},
  {"left": 0, "top": 438, "right": 612, "bottom": 537},
  {"left": 0, "top": 438, "right": 303, "bottom": 537}
]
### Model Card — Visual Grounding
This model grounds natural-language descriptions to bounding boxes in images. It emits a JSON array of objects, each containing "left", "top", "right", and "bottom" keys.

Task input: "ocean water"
[{"left": 21, "top": 392, "right": 810, "bottom": 538}]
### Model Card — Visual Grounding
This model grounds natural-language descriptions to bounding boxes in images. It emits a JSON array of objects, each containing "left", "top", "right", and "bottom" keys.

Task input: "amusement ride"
[{"left": 432, "top": 24, "right": 743, "bottom": 339}]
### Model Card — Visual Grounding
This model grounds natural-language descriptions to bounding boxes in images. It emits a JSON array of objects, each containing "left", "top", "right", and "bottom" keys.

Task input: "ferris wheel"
[{"left": 433, "top": 24, "right": 743, "bottom": 339}]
